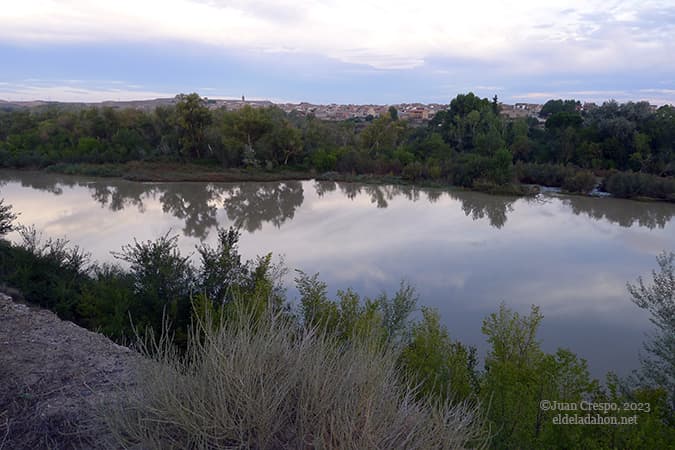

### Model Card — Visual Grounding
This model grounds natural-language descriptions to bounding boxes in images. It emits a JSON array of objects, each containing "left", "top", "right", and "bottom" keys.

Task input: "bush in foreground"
[{"left": 105, "top": 305, "right": 488, "bottom": 449}]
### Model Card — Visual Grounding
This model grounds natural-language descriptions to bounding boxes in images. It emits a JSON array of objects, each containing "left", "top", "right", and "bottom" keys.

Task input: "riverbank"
[
  {"left": 3, "top": 161, "right": 664, "bottom": 202},
  {"left": 40, "top": 161, "right": 540, "bottom": 196},
  {"left": 0, "top": 293, "right": 138, "bottom": 449}
]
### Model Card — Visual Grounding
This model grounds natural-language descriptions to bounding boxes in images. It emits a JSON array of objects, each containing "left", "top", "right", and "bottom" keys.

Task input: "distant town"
[
  {"left": 205, "top": 97, "right": 657, "bottom": 124},
  {"left": 0, "top": 96, "right": 662, "bottom": 126}
]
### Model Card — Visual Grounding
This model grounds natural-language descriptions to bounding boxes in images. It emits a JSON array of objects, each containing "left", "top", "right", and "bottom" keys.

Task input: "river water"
[{"left": 2, "top": 170, "right": 674, "bottom": 378}]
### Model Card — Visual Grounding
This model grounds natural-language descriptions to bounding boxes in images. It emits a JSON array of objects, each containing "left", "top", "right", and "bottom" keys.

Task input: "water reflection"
[
  {"left": 451, "top": 192, "right": 519, "bottom": 229},
  {"left": 1, "top": 172, "right": 673, "bottom": 239},
  {"left": 333, "top": 183, "right": 423, "bottom": 208},
  {"left": 2, "top": 170, "right": 675, "bottom": 377},
  {"left": 562, "top": 195, "right": 674, "bottom": 229},
  {"left": 89, "top": 183, "right": 148, "bottom": 212},
  {"left": 222, "top": 182, "right": 304, "bottom": 232}
]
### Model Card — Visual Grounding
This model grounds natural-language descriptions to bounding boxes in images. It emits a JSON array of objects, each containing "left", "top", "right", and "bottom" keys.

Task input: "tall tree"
[{"left": 176, "top": 93, "right": 212, "bottom": 159}]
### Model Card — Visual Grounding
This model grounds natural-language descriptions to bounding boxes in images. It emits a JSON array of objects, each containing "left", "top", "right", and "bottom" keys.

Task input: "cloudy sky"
[{"left": 1, "top": 0, "right": 674, "bottom": 104}]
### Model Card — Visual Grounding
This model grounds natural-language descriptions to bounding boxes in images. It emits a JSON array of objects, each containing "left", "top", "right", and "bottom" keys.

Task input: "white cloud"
[{"left": 1, "top": 0, "right": 674, "bottom": 72}]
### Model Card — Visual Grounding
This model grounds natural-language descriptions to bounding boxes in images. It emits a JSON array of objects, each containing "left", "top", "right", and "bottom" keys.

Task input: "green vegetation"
[
  {"left": 1, "top": 201, "right": 674, "bottom": 448},
  {"left": 0, "top": 198, "right": 16, "bottom": 236},
  {"left": 604, "top": 172, "right": 675, "bottom": 201},
  {"left": 107, "top": 306, "right": 487, "bottom": 449},
  {"left": 627, "top": 252, "right": 675, "bottom": 414},
  {"left": 1, "top": 93, "right": 672, "bottom": 200}
]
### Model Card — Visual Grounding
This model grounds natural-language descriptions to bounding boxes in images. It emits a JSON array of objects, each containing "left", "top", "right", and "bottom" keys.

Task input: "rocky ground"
[{"left": 0, "top": 293, "right": 138, "bottom": 449}]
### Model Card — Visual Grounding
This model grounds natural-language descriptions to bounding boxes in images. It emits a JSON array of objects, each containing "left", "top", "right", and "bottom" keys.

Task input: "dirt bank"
[{"left": 0, "top": 293, "right": 138, "bottom": 449}]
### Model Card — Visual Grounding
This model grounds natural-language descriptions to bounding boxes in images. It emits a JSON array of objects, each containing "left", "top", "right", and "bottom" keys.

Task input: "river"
[{"left": 2, "top": 170, "right": 674, "bottom": 378}]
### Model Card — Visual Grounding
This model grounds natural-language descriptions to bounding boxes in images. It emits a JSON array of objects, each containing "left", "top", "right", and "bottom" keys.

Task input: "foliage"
[
  {"left": 545, "top": 112, "right": 583, "bottom": 129},
  {"left": 112, "top": 232, "right": 194, "bottom": 342},
  {"left": 628, "top": 252, "right": 675, "bottom": 414},
  {"left": 400, "top": 308, "right": 478, "bottom": 402},
  {"left": 561, "top": 170, "right": 597, "bottom": 194},
  {"left": 196, "top": 227, "right": 248, "bottom": 305},
  {"left": 0, "top": 93, "right": 672, "bottom": 200},
  {"left": 604, "top": 172, "right": 675, "bottom": 201},
  {"left": 106, "top": 307, "right": 488, "bottom": 449},
  {"left": 480, "top": 303, "right": 600, "bottom": 449},
  {"left": 0, "top": 198, "right": 17, "bottom": 236},
  {"left": 0, "top": 226, "right": 90, "bottom": 319},
  {"left": 540, "top": 99, "right": 580, "bottom": 117},
  {"left": 295, "top": 271, "right": 416, "bottom": 345},
  {"left": 0, "top": 225, "right": 283, "bottom": 345},
  {"left": 175, "top": 93, "right": 212, "bottom": 159}
]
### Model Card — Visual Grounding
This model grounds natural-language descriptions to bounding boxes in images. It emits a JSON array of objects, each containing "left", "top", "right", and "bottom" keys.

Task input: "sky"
[{"left": 1, "top": 0, "right": 674, "bottom": 105}]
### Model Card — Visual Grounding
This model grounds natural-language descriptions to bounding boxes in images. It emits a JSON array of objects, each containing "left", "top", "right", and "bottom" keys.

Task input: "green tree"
[
  {"left": 509, "top": 119, "right": 531, "bottom": 161},
  {"left": 360, "top": 114, "right": 406, "bottom": 158},
  {"left": 0, "top": 199, "right": 16, "bottom": 236},
  {"left": 388, "top": 106, "right": 399, "bottom": 121},
  {"left": 267, "top": 119, "right": 303, "bottom": 165},
  {"left": 480, "top": 303, "right": 545, "bottom": 448},
  {"left": 480, "top": 303, "right": 598, "bottom": 449},
  {"left": 488, "top": 148, "right": 514, "bottom": 185},
  {"left": 230, "top": 105, "right": 274, "bottom": 166},
  {"left": 539, "top": 99, "right": 580, "bottom": 117},
  {"left": 628, "top": 251, "right": 675, "bottom": 414},
  {"left": 176, "top": 93, "right": 212, "bottom": 159},
  {"left": 400, "top": 307, "right": 477, "bottom": 402}
]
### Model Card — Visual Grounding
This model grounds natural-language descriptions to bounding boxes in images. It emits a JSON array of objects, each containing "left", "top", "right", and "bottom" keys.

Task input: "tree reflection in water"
[
  {"left": 448, "top": 191, "right": 519, "bottom": 229},
  {"left": 1, "top": 171, "right": 673, "bottom": 237},
  {"left": 222, "top": 182, "right": 304, "bottom": 232},
  {"left": 89, "top": 183, "right": 150, "bottom": 212},
  {"left": 335, "top": 183, "right": 421, "bottom": 209},
  {"left": 314, "top": 181, "right": 336, "bottom": 198},
  {"left": 332, "top": 182, "right": 517, "bottom": 229},
  {"left": 562, "top": 195, "right": 674, "bottom": 230}
]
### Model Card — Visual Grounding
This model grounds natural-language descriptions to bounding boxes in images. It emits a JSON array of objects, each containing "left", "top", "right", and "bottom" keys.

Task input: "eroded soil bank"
[{"left": 0, "top": 293, "right": 137, "bottom": 449}]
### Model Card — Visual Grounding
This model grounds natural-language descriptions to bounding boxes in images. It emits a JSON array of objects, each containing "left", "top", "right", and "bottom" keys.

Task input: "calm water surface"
[{"left": 2, "top": 170, "right": 675, "bottom": 377}]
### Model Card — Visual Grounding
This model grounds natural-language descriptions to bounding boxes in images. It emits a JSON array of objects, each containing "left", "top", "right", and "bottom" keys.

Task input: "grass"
[{"left": 104, "top": 304, "right": 488, "bottom": 449}]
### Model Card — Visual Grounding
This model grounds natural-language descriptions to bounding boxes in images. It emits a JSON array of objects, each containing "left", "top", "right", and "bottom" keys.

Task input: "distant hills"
[{"left": 0, "top": 98, "right": 177, "bottom": 111}]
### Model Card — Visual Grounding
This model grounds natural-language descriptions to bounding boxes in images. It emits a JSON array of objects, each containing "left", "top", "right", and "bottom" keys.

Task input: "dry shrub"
[{"left": 104, "top": 305, "right": 487, "bottom": 449}]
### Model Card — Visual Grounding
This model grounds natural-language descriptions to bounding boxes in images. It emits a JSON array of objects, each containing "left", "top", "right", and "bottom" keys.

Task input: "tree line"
[{"left": 0, "top": 92, "right": 673, "bottom": 199}]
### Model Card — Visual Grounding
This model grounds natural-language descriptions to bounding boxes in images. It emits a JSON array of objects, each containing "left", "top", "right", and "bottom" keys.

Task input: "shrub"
[
  {"left": 0, "top": 198, "right": 17, "bottom": 236},
  {"left": 105, "top": 306, "right": 488, "bottom": 449},
  {"left": 0, "top": 226, "right": 90, "bottom": 319},
  {"left": 310, "top": 149, "right": 338, "bottom": 172},
  {"left": 604, "top": 172, "right": 675, "bottom": 200},
  {"left": 514, "top": 162, "right": 573, "bottom": 187},
  {"left": 400, "top": 308, "right": 478, "bottom": 402},
  {"left": 112, "top": 232, "right": 194, "bottom": 343},
  {"left": 402, "top": 161, "right": 426, "bottom": 181},
  {"left": 449, "top": 154, "right": 492, "bottom": 187},
  {"left": 561, "top": 171, "right": 597, "bottom": 194},
  {"left": 196, "top": 227, "right": 249, "bottom": 305}
]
